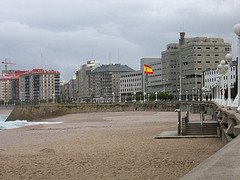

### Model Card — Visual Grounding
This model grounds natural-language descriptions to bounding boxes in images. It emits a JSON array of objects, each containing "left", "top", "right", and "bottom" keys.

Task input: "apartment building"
[
  {"left": 179, "top": 33, "right": 231, "bottom": 94},
  {"left": 0, "top": 70, "right": 27, "bottom": 103},
  {"left": 160, "top": 32, "right": 231, "bottom": 97},
  {"left": 75, "top": 60, "right": 100, "bottom": 102},
  {"left": 91, "top": 64, "right": 134, "bottom": 102},
  {"left": 19, "top": 69, "right": 60, "bottom": 102}
]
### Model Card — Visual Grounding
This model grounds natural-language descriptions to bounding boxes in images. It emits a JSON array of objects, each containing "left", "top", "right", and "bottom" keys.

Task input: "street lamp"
[
  {"left": 202, "top": 87, "right": 207, "bottom": 101},
  {"left": 186, "top": 90, "right": 188, "bottom": 101},
  {"left": 225, "top": 53, "right": 232, "bottom": 107},
  {"left": 133, "top": 92, "right": 136, "bottom": 102},
  {"left": 233, "top": 23, "right": 240, "bottom": 110},
  {"left": 197, "top": 89, "right": 200, "bottom": 101},
  {"left": 143, "top": 92, "right": 146, "bottom": 103},
  {"left": 155, "top": 92, "right": 158, "bottom": 101},
  {"left": 112, "top": 92, "right": 115, "bottom": 103},
  {"left": 179, "top": 76, "right": 186, "bottom": 101},
  {"left": 52, "top": 93, "right": 55, "bottom": 103},
  {"left": 217, "top": 60, "right": 228, "bottom": 106},
  {"left": 192, "top": 88, "right": 195, "bottom": 101}
]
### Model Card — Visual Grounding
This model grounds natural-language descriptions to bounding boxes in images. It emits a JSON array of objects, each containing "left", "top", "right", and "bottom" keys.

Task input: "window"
[
  {"left": 206, "top": 54, "right": 210, "bottom": 56},
  {"left": 206, "top": 47, "right": 210, "bottom": 49},
  {"left": 215, "top": 54, "right": 219, "bottom": 56},
  {"left": 197, "top": 54, "right": 202, "bottom": 56},
  {"left": 206, "top": 61, "right": 210, "bottom": 63},
  {"left": 215, "top": 47, "right": 219, "bottom": 49}
]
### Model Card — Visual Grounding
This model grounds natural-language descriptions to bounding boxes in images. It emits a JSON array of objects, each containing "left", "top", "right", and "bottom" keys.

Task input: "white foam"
[{"left": 0, "top": 115, "right": 62, "bottom": 130}]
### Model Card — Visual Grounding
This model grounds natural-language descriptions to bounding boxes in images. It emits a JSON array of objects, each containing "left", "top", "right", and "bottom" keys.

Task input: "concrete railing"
[{"left": 181, "top": 101, "right": 240, "bottom": 179}]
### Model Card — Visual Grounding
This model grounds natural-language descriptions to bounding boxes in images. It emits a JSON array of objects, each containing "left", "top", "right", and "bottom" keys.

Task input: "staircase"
[{"left": 185, "top": 121, "right": 219, "bottom": 135}]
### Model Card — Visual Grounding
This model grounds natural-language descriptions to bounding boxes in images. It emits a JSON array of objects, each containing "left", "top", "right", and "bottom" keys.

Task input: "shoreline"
[{"left": 0, "top": 111, "right": 223, "bottom": 179}]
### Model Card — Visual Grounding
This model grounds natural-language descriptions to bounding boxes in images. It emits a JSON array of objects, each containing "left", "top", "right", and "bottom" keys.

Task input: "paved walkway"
[{"left": 181, "top": 135, "right": 240, "bottom": 179}]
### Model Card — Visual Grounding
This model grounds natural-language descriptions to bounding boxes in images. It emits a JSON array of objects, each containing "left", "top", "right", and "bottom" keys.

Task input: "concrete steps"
[{"left": 185, "top": 122, "right": 219, "bottom": 135}]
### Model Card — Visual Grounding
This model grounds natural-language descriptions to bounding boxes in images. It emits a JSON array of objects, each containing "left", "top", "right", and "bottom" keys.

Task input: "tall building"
[
  {"left": 180, "top": 33, "right": 231, "bottom": 95},
  {"left": 68, "top": 75, "right": 77, "bottom": 102},
  {"left": 91, "top": 64, "right": 134, "bottom": 102},
  {"left": 75, "top": 60, "right": 100, "bottom": 102},
  {"left": 0, "top": 70, "right": 27, "bottom": 103},
  {"left": 161, "top": 32, "right": 231, "bottom": 97},
  {"left": 161, "top": 43, "right": 179, "bottom": 94},
  {"left": 19, "top": 69, "right": 60, "bottom": 102}
]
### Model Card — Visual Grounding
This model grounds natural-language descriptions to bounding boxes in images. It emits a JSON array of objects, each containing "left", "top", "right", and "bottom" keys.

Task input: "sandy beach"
[{"left": 0, "top": 110, "right": 223, "bottom": 179}]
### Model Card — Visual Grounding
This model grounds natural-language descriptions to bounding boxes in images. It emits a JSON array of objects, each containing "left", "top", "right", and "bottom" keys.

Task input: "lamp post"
[
  {"left": 143, "top": 92, "right": 146, "bottom": 103},
  {"left": 233, "top": 23, "right": 240, "bottom": 110},
  {"left": 133, "top": 92, "right": 136, "bottom": 102},
  {"left": 179, "top": 76, "right": 182, "bottom": 101},
  {"left": 52, "top": 93, "right": 55, "bottom": 103},
  {"left": 192, "top": 88, "right": 195, "bottom": 101},
  {"left": 225, "top": 53, "right": 232, "bottom": 107},
  {"left": 179, "top": 76, "right": 185, "bottom": 101},
  {"left": 112, "top": 92, "right": 115, "bottom": 103},
  {"left": 202, "top": 87, "right": 206, "bottom": 101},
  {"left": 186, "top": 90, "right": 188, "bottom": 101},
  {"left": 215, "top": 76, "right": 220, "bottom": 104},
  {"left": 197, "top": 89, "right": 200, "bottom": 101},
  {"left": 155, "top": 92, "right": 158, "bottom": 101},
  {"left": 217, "top": 60, "right": 228, "bottom": 106}
]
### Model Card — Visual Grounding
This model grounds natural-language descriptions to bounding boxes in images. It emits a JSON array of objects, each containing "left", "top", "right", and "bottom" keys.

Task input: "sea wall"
[{"left": 6, "top": 102, "right": 178, "bottom": 121}]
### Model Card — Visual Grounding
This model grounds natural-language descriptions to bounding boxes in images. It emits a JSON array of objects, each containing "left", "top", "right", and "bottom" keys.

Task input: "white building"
[
  {"left": 203, "top": 64, "right": 236, "bottom": 99},
  {"left": 120, "top": 70, "right": 142, "bottom": 99}
]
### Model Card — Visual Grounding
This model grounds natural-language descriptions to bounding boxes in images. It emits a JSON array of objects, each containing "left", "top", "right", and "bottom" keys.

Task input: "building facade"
[
  {"left": 160, "top": 32, "right": 231, "bottom": 98},
  {"left": 91, "top": 64, "right": 134, "bottom": 102},
  {"left": 161, "top": 43, "right": 179, "bottom": 95},
  {"left": 203, "top": 65, "right": 236, "bottom": 94},
  {"left": 179, "top": 33, "right": 231, "bottom": 96},
  {"left": 140, "top": 58, "right": 162, "bottom": 93},
  {"left": 75, "top": 60, "right": 100, "bottom": 102},
  {"left": 0, "top": 70, "right": 27, "bottom": 103},
  {"left": 120, "top": 70, "right": 142, "bottom": 100},
  {"left": 19, "top": 69, "right": 60, "bottom": 102}
]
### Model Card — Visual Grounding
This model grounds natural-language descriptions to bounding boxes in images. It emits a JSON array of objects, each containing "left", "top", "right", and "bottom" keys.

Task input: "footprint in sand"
[{"left": 39, "top": 148, "right": 56, "bottom": 154}]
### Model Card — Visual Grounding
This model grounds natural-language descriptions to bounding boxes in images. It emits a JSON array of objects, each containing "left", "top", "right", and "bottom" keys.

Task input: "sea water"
[{"left": 0, "top": 115, "right": 61, "bottom": 130}]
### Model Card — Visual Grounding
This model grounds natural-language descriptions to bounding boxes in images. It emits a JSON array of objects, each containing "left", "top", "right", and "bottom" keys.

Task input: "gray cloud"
[{"left": 0, "top": 0, "right": 239, "bottom": 80}]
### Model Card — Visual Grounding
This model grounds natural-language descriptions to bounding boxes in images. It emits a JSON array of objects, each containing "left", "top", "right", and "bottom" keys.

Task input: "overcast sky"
[{"left": 0, "top": 0, "right": 239, "bottom": 80}]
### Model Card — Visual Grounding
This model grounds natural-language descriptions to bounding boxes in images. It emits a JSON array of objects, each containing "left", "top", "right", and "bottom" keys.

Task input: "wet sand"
[{"left": 0, "top": 111, "right": 223, "bottom": 179}]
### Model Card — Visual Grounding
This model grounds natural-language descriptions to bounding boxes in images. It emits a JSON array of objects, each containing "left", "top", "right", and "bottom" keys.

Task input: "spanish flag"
[{"left": 144, "top": 64, "right": 153, "bottom": 74}]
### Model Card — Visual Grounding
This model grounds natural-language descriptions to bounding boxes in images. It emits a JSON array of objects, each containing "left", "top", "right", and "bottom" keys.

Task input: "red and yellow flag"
[{"left": 144, "top": 64, "right": 153, "bottom": 74}]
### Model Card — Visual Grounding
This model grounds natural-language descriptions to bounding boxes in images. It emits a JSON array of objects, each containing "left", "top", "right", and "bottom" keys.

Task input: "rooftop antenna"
[{"left": 109, "top": 51, "right": 111, "bottom": 65}]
